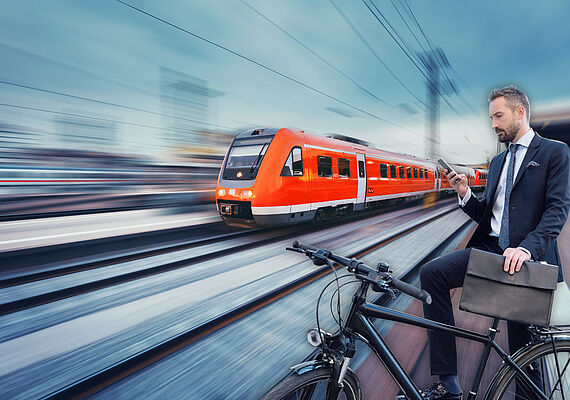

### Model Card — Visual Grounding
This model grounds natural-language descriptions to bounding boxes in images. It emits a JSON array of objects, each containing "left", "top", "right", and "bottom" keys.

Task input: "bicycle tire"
[
  {"left": 260, "top": 367, "right": 362, "bottom": 400},
  {"left": 485, "top": 338, "right": 570, "bottom": 400}
]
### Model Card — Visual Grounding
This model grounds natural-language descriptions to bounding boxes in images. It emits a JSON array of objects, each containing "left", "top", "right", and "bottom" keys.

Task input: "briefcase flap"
[{"left": 466, "top": 249, "right": 558, "bottom": 290}]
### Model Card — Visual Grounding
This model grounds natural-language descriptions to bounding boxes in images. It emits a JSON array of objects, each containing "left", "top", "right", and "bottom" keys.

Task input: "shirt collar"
[{"left": 511, "top": 128, "right": 534, "bottom": 149}]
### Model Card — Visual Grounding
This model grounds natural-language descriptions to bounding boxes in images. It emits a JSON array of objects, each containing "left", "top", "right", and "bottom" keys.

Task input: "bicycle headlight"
[{"left": 307, "top": 329, "right": 324, "bottom": 347}]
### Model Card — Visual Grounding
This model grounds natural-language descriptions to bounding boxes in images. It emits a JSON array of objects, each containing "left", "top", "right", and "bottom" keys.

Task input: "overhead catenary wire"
[
  {"left": 363, "top": 0, "right": 484, "bottom": 134},
  {"left": 328, "top": 0, "right": 427, "bottom": 109},
  {"left": 389, "top": 0, "right": 428, "bottom": 56},
  {"left": 398, "top": 0, "right": 479, "bottom": 115},
  {"left": 0, "top": 80, "right": 233, "bottom": 130},
  {"left": 363, "top": 0, "right": 459, "bottom": 114},
  {"left": 0, "top": 43, "right": 156, "bottom": 98},
  {"left": 0, "top": 102, "right": 222, "bottom": 134},
  {"left": 238, "top": 0, "right": 422, "bottom": 125},
  {"left": 114, "top": 0, "right": 424, "bottom": 138}
]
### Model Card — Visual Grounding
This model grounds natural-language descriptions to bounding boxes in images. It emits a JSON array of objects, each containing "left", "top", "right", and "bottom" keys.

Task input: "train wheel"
[{"left": 312, "top": 209, "right": 325, "bottom": 224}]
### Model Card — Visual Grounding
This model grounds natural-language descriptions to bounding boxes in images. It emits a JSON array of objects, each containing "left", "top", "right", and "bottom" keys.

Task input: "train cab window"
[
  {"left": 406, "top": 167, "right": 412, "bottom": 179},
  {"left": 425, "top": 169, "right": 429, "bottom": 179},
  {"left": 317, "top": 156, "right": 333, "bottom": 177},
  {"left": 419, "top": 168, "right": 424, "bottom": 179},
  {"left": 281, "top": 147, "right": 303, "bottom": 176},
  {"left": 413, "top": 168, "right": 418, "bottom": 179},
  {"left": 380, "top": 163, "right": 388, "bottom": 178},
  {"left": 338, "top": 158, "right": 350, "bottom": 177},
  {"left": 358, "top": 161, "right": 365, "bottom": 178},
  {"left": 399, "top": 166, "right": 405, "bottom": 179},
  {"left": 390, "top": 165, "right": 396, "bottom": 178}
]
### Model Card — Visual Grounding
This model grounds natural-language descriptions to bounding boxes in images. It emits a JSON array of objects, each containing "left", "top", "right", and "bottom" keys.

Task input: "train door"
[
  {"left": 436, "top": 168, "right": 441, "bottom": 191},
  {"left": 355, "top": 153, "right": 366, "bottom": 211}
]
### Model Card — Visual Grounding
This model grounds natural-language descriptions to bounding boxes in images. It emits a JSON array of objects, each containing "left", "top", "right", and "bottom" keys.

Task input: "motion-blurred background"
[
  {"left": 2, "top": 0, "right": 570, "bottom": 217},
  {"left": 1, "top": 2, "right": 570, "bottom": 399}
]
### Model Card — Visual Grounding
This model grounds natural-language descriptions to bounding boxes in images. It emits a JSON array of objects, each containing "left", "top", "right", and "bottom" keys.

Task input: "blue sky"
[{"left": 1, "top": 0, "right": 569, "bottom": 163}]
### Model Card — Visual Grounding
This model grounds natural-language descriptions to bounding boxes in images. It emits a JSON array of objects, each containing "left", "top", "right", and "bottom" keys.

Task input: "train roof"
[
  {"left": 293, "top": 129, "right": 436, "bottom": 167},
  {"left": 233, "top": 128, "right": 482, "bottom": 170}
]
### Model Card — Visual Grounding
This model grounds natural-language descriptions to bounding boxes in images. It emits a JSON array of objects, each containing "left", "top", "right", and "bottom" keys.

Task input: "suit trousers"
[{"left": 419, "top": 237, "right": 531, "bottom": 376}]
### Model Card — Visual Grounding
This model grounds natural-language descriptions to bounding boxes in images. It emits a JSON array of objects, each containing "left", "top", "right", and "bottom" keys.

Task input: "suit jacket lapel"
[
  {"left": 487, "top": 150, "right": 507, "bottom": 201},
  {"left": 513, "top": 134, "right": 542, "bottom": 189}
]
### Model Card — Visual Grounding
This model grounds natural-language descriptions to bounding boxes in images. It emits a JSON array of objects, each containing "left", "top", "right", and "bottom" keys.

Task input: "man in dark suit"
[{"left": 418, "top": 86, "right": 570, "bottom": 400}]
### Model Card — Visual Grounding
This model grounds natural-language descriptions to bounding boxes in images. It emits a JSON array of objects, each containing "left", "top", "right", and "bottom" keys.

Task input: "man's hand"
[
  {"left": 445, "top": 170, "right": 468, "bottom": 197},
  {"left": 503, "top": 247, "right": 531, "bottom": 275}
]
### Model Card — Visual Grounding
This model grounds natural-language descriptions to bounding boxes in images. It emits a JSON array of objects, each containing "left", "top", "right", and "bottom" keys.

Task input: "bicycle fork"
[{"left": 327, "top": 339, "right": 356, "bottom": 399}]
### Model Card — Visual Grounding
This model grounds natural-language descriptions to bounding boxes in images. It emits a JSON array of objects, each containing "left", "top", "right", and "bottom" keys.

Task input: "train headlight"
[
  {"left": 237, "top": 171, "right": 243, "bottom": 178},
  {"left": 217, "top": 188, "right": 226, "bottom": 197},
  {"left": 241, "top": 190, "right": 253, "bottom": 198}
]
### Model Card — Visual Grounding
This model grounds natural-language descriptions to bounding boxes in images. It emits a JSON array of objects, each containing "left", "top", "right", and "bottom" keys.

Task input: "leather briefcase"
[{"left": 459, "top": 249, "right": 559, "bottom": 326}]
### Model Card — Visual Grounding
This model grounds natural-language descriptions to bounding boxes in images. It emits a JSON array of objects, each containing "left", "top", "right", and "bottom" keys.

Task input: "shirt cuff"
[
  {"left": 458, "top": 187, "right": 472, "bottom": 207},
  {"left": 517, "top": 247, "right": 532, "bottom": 259}
]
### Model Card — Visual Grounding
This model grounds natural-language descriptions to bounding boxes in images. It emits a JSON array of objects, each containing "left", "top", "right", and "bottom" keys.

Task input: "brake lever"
[{"left": 371, "top": 282, "right": 397, "bottom": 300}]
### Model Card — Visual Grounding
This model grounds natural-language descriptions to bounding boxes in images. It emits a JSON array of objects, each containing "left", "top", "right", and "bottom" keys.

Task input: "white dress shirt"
[{"left": 458, "top": 129, "right": 535, "bottom": 253}]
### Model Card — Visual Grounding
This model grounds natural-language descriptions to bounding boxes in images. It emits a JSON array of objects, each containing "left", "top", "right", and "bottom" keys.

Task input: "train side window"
[
  {"left": 338, "top": 158, "right": 350, "bottom": 177},
  {"left": 317, "top": 155, "right": 333, "bottom": 177},
  {"left": 406, "top": 167, "right": 411, "bottom": 179},
  {"left": 281, "top": 147, "right": 303, "bottom": 176},
  {"left": 419, "top": 168, "right": 424, "bottom": 179},
  {"left": 389, "top": 165, "right": 396, "bottom": 178},
  {"left": 358, "top": 161, "right": 365, "bottom": 178},
  {"left": 413, "top": 167, "right": 418, "bottom": 179},
  {"left": 424, "top": 169, "right": 429, "bottom": 179},
  {"left": 399, "top": 166, "right": 405, "bottom": 179},
  {"left": 380, "top": 163, "right": 388, "bottom": 178}
]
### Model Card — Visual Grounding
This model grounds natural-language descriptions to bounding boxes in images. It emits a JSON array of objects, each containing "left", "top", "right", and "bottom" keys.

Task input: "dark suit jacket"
[{"left": 461, "top": 133, "right": 570, "bottom": 269}]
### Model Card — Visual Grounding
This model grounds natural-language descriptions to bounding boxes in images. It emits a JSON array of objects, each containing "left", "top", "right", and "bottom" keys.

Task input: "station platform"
[{"left": 0, "top": 205, "right": 221, "bottom": 253}]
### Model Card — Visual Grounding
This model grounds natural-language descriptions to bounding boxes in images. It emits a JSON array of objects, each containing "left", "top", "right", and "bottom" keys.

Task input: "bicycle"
[{"left": 261, "top": 241, "right": 570, "bottom": 400}]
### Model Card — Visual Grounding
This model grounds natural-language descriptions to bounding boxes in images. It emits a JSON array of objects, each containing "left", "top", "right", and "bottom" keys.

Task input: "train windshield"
[
  {"left": 222, "top": 136, "right": 273, "bottom": 180},
  {"left": 227, "top": 144, "right": 267, "bottom": 168}
]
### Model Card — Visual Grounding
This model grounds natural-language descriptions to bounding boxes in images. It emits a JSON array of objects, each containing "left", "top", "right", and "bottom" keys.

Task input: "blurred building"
[{"left": 160, "top": 67, "right": 225, "bottom": 157}]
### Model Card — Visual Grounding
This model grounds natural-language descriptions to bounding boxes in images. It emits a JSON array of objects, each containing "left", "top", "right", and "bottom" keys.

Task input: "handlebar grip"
[
  {"left": 391, "top": 278, "right": 432, "bottom": 305},
  {"left": 292, "top": 241, "right": 319, "bottom": 252}
]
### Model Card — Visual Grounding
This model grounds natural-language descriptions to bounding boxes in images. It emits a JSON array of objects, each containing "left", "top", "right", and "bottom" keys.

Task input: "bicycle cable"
[
  {"left": 315, "top": 273, "right": 353, "bottom": 341},
  {"left": 329, "top": 280, "right": 361, "bottom": 327}
]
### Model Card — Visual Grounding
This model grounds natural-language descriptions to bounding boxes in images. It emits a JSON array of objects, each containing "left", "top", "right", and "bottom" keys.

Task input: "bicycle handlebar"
[{"left": 290, "top": 241, "right": 432, "bottom": 305}]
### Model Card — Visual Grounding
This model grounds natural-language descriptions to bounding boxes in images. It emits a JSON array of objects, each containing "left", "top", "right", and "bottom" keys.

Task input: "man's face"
[{"left": 489, "top": 97, "right": 520, "bottom": 143}]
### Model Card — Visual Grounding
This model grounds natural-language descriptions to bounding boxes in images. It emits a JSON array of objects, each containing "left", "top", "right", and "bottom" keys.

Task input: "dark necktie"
[{"left": 499, "top": 143, "right": 519, "bottom": 249}]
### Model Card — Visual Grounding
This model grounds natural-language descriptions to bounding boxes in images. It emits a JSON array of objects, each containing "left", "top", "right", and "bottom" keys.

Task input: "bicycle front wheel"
[
  {"left": 260, "top": 367, "right": 362, "bottom": 400},
  {"left": 485, "top": 338, "right": 570, "bottom": 400}
]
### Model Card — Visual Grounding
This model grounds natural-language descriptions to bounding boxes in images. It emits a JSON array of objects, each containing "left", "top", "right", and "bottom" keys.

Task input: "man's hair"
[{"left": 488, "top": 85, "right": 531, "bottom": 121}]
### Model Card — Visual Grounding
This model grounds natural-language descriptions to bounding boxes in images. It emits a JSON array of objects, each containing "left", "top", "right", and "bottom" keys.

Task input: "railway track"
[
  {"left": 0, "top": 199, "right": 455, "bottom": 315},
  {"left": 15, "top": 205, "right": 470, "bottom": 399}
]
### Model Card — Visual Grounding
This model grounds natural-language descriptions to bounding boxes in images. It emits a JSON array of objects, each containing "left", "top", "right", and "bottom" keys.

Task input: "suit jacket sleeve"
[
  {"left": 518, "top": 142, "right": 570, "bottom": 259},
  {"left": 460, "top": 156, "right": 500, "bottom": 223}
]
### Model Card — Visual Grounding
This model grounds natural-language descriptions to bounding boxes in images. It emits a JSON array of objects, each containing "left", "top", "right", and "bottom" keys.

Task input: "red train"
[{"left": 215, "top": 128, "right": 487, "bottom": 227}]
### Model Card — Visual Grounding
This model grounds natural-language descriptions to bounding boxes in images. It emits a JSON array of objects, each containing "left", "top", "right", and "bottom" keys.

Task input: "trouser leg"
[
  {"left": 508, "top": 321, "right": 543, "bottom": 398},
  {"left": 420, "top": 248, "right": 471, "bottom": 375}
]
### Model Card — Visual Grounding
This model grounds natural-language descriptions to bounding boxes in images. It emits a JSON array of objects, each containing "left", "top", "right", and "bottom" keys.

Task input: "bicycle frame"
[{"left": 344, "top": 282, "right": 550, "bottom": 400}]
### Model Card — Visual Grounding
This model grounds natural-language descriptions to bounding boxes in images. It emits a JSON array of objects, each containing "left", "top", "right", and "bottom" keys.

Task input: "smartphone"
[{"left": 437, "top": 158, "right": 456, "bottom": 174}]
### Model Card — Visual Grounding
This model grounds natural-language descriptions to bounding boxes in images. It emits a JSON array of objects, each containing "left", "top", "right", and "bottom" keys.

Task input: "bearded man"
[{"left": 417, "top": 85, "right": 570, "bottom": 400}]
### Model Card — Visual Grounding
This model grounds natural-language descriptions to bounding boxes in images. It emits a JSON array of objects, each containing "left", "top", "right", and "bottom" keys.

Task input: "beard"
[{"left": 496, "top": 118, "right": 520, "bottom": 143}]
